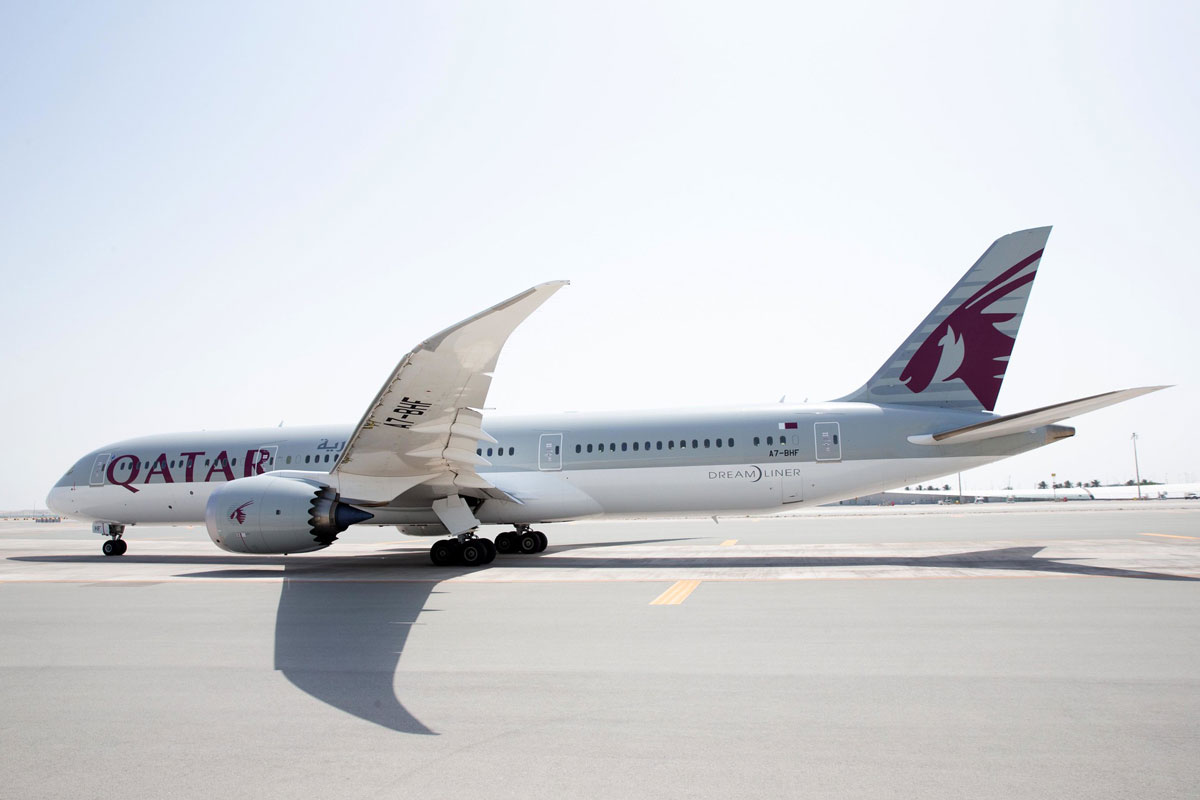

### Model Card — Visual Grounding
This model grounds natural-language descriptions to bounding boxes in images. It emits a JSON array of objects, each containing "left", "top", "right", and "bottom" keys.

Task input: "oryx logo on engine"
[{"left": 230, "top": 501, "right": 253, "bottom": 525}]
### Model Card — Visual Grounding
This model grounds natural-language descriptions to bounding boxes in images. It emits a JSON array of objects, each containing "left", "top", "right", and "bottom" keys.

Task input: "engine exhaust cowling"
[{"left": 205, "top": 474, "right": 373, "bottom": 554}]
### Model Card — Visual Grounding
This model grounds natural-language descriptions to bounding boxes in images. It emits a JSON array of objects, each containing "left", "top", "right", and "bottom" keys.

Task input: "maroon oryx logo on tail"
[
  {"left": 899, "top": 250, "right": 1043, "bottom": 410},
  {"left": 230, "top": 501, "right": 253, "bottom": 525}
]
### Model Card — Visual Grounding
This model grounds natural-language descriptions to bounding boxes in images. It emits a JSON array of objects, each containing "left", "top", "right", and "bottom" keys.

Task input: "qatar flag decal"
[{"left": 777, "top": 422, "right": 798, "bottom": 430}]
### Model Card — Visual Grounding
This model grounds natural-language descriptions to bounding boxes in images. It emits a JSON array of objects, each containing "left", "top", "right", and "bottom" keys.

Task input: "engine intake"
[{"left": 205, "top": 474, "right": 374, "bottom": 554}]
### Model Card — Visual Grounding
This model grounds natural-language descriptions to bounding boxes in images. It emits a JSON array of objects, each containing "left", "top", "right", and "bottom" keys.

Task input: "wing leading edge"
[{"left": 334, "top": 281, "right": 569, "bottom": 504}]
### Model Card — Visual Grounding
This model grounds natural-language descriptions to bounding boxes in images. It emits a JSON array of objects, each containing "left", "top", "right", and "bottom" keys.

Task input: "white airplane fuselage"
[{"left": 47, "top": 402, "right": 1067, "bottom": 530}]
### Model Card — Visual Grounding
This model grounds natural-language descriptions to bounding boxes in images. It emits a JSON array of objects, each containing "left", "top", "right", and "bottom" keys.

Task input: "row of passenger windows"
[
  {"left": 119, "top": 434, "right": 796, "bottom": 472},
  {"left": 115, "top": 453, "right": 338, "bottom": 471},
  {"left": 117, "top": 456, "right": 254, "bottom": 470},
  {"left": 285, "top": 454, "right": 339, "bottom": 465},
  {"left": 752, "top": 436, "right": 791, "bottom": 446},
  {"left": 475, "top": 447, "right": 517, "bottom": 457},
  {"left": 575, "top": 438, "right": 735, "bottom": 454}
]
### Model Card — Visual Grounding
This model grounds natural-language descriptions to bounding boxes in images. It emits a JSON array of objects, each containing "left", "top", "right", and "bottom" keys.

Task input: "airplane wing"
[
  {"left": 333, "top": 281, "right": 568, "bottom": 503},
  {"left": 907, "top": 386, "right": 1169, "bottom": 445}
]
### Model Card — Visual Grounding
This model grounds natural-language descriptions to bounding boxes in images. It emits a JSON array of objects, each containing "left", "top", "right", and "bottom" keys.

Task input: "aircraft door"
[
  {"left": 89, "top": 453, "right": 111, "bottom": 486},
  {"left": 815, "top": 422, "right": 842, "bottom": 462},
  {"left": 538, "top": 433, "right": 563, "bottom": 471},
  {"left": 247, "top": 445, "right": 279, "bottom": 476}
]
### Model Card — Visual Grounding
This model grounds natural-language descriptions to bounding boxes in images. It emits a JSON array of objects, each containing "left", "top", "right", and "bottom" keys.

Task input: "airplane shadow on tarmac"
[{"left": 13, "top": 540, "right": 1197, "bottom": 734}]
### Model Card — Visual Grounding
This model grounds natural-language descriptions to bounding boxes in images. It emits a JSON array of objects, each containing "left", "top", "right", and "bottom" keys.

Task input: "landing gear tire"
[
  {"left": 518, "top": 532, "right": 541, "bottom": 554},
  {"left": 430, "top": 539, "right": 459, "bottom": 566},
  {"left": 460, "top": 539, "right": 487, "bottom": 567},
  {"left": 114, "top": 539, "right": 127, "bottom": 556},
  {"left": 479, "top": 538, "right": 497, "bottom": 564},
  {"left": 102, "top": 539, "right": 118, "bottom": 557},
  {"left": 494, "top": 531, "right": 518, "bottom": 554},
  {"left": 533, "top": 531, "right": 548, "bottom": 553}
]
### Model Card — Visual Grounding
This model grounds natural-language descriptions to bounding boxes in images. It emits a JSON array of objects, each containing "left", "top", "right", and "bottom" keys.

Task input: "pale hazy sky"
[{"left": 2, "top": 2, "right": 1197, "bottom": 508}]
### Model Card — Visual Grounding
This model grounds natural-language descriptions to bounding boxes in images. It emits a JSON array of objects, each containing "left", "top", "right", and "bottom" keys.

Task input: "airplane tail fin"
[{"left": 838, "top": 227, "right": 1052, "bottom": 411}]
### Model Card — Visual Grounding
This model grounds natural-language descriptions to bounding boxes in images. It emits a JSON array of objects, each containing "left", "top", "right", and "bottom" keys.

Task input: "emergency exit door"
[{"left": 814, "top": 422, "right": 842, "bottom": 462}]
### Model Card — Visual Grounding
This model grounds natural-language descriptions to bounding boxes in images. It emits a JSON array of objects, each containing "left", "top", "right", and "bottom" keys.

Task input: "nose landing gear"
[
  {"left": 101, "top": 537, "right": 127, "bottom": 557},
  {"left": 93, "top": 522, "right": 128, "bottom": 557}
]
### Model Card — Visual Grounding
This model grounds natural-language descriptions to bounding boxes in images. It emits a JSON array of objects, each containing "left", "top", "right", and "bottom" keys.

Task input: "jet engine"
[{"left": 205, "top": 474, "right": 374, "bottom": 554}]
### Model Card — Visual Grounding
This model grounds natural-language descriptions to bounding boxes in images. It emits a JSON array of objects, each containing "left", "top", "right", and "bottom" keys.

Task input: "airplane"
[{"left": 46, "top": 227, "right": 1167, "bottom": 565}]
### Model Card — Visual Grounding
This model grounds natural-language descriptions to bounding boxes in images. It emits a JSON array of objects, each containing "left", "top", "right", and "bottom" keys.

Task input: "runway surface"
[{"left": 2, "top": 502, "right": 1198, "bottom": 799}]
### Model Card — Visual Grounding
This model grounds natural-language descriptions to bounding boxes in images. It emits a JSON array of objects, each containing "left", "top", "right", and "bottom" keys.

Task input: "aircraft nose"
[{"left": 45, "top": 486, "right": 71, "bottom": 515}]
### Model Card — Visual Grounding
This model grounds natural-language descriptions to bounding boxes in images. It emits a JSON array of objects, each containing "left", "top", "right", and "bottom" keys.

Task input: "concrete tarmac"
[{"left": 2, "top": 503, "right": 1198, "bottom": 799}]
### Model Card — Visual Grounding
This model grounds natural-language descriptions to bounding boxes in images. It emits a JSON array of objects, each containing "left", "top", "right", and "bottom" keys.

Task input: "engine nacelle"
[{"left": 205, "top": 474, "right": 373, "bottom": 554}]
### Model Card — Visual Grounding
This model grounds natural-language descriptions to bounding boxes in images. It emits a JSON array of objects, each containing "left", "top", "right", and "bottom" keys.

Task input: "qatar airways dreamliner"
[{"left": 47, "top": 227, "right": 1164, "bottom": 565}]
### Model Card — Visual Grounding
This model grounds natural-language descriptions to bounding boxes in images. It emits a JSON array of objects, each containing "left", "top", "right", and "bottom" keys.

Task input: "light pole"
[
  {"left": 1132, "top": 433, "right": 1142, "bottom": 499},
  {"left": 1051, "top": 472, "right": 1056, "bottom": 500}
]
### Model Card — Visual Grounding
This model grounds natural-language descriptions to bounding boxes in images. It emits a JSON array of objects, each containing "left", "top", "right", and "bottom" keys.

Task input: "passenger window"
[
  {"left": 621, "top": 442, "right": 628, "bottom": 452},
  {"left": 477, "top": 449, "right": 482, "bottom": 456},
  {"left": 767, "top": 436, "right": 774, "bottom": 445},
  {"left": 679, "top": 439, "right": 686, "bottom": 449},
  {"left": 716, "top": 439, "right": 722, "bottom": 448},
  {"left": 598, "top": 443, "right": 605, "bottom": 452},
  {"left": 609, "top": 443, "right": 616, "bottom": 452},
  {"left": 668, "top": 440, "right": 674, "bottom": 449},
  {"left": 232, "top": 458, "right": 238, "bottom": 465},
  {"left": 576, "top": 444, "right": 582, "bottom": 453},
  {"left": 286, "top": 456, "right": 292, "bottom": 464},
  {"left": 729, "top": 438, "right": 734, "bottom": 447},
  {"left": 487, "top": 448, "right": 493, "bottom": 456},
  {"left": 645, "top": 442, "right": 651, "bottom": 451},
  {"left": 691, "top": 439, "right": 698, "bottom": 449},
  {"left": 633, "top": 442, "right": 639, "bottom": 451},
  {"left": 305, "top": 455, "right": 311, "bottom": 463},
  {"left": 656, "top": 441, "right": 662, "bottom": 450},
  {"left": 753, "top": 437, "right": 760, "bottom": 446},
  {"left": 554, "top": 445, "right": 560, "bottom": 455},
  {"left": 509, "top": 447, "right": 515, "bottom": 456},
  {"left": 704, "top": 439, "right": 710, "bottom": 448},
  {"left": 587, "top": 444, "right": 593, "bottom": 453}
]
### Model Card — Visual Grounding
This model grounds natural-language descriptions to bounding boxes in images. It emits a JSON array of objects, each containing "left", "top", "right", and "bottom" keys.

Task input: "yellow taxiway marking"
[
  {"left": 720, "top": 539, "right": 738, "bottom": 546},
  {"left": 651, "top": 579, "right": 701, "bottom": 605},
  {"left": 1140, "top": 532, "right": 1200, "bottom": 540}
]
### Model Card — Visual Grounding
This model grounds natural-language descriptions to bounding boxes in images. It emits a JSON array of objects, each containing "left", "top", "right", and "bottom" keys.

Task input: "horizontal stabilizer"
[{"left": 907, "top": 386, "right": 1169, "bottom": 445}]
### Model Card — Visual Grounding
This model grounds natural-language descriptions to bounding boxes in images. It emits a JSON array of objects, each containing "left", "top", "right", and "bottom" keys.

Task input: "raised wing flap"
[
  {"left": 334, "top": 281, "right": 568, "bottom": 502},
  {"left": 908, "top": 386, "right": 1169, "bottom": 445}
]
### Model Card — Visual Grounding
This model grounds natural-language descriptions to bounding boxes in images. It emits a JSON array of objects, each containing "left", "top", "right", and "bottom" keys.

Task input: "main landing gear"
[
  {"left": 495, "top": 525, "right": 547, "bottom": 555},
  {"left": 428, "top": 525, "right": 547, "bottom": 566}
]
